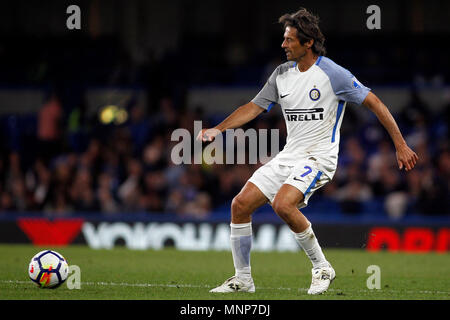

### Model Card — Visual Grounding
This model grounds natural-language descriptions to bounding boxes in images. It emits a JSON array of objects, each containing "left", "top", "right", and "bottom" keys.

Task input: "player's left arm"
[{"left": 362, "top": 91, "right": 419, "bottom": 171}]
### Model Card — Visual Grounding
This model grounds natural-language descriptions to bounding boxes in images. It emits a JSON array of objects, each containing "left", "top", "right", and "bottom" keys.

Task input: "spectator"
[
  {"left": 44, "top": 189, "right": 73, "bottom": 216},
  {"left": 118, "top": 158, "right": 143, "bottom": 211},
  {"left": 0, "top": 191, "right": 14, "bottom": 211},
  {"left": 334, "top": 164, "right": 373, "bottom": 214},
  {"left": 127, "top": 103, "right": 151, "bottom": 155},
  {"left": 96, "top": 171, "right": 120, "bottom": 214},
  {"left": 367, "top": 139, "right": 396, "bottom": 183},
  {"left": 37, "top": 92, "right": 64, "bottom": 164},
  {"left": 182, "top": 192, "right": 212, "bottom": 219},
  {"left": 417, "top": 150, "right": 450, "bottom": 215},
  {"left": 70, "top": 168, "right": 98, "bottom": 212}
]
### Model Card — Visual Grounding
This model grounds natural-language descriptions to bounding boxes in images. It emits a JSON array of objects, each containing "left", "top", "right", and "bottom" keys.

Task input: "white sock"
[
  {"left": 230, "top": 222, "right": 252, "bottom": 280},
  {"left": 294, "top": 223, "right": 329, "bottom": 269}
]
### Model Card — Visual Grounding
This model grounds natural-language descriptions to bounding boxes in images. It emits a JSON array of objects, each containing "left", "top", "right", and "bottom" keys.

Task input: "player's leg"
[
  {"left": 230, "top": 181, "right": 268, "bottom": 280},
  {"left": 272, "top": 184, "right": 329, "bottom": 266},
  {"left": 231, "top": 181, "right": 268, "bottom": 223},
  {"left": 272, "top": 183, "right": 335, "bottom": 295},
  {"left": 272, "top": 184, "right": 310, "bottom": 232},
  {"left": 210, "top": 181, "right": 268, "bottom": 293}
]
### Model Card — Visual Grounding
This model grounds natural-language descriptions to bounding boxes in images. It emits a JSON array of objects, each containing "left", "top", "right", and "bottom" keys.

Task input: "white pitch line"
[{"left": 1, "top": 280, "right": 449, "bottom": 296}]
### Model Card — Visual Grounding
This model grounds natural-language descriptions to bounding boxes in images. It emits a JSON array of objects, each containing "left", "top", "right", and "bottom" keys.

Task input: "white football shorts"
[{"left": 248, "top": 156, "right": 336, "bottom": 209}]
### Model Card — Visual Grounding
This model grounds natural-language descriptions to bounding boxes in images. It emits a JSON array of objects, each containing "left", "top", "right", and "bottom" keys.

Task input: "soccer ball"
[{"left": 28, "top": 250, "right": 69, "bottom": 288}]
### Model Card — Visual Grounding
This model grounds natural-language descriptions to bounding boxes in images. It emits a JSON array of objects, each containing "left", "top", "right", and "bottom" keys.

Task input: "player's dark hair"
[{"left": 279, "top": 8, "right": 326, "bottom": 56}]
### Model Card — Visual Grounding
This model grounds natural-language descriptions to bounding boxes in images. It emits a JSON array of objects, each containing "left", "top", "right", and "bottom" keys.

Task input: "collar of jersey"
[{"left": 295, "top": 62, "right": 316, "bottom": 74}]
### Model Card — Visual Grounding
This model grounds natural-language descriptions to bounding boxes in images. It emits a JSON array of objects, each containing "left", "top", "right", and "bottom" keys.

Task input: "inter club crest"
[{"left": 309, "top": 87, "right": 321, "bottom": 101}]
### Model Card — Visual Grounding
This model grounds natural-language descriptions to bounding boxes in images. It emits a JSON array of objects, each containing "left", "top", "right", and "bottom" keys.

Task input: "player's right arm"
[
  {"left": 196, "top": 102, "right": 265, "bottom": 142},
  {"left": 197, "top": 65, "right": 281, "bottom": 142}
]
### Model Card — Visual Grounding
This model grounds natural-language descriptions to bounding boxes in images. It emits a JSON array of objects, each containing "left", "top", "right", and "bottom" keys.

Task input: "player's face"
[{"left": 281, "top": 26, "right": 309, "bottom": 61}]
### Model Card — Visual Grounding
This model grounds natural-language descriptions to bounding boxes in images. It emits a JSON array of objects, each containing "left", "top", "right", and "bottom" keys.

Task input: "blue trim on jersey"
[
  {"left": 315, "top": 56, "right": 323, "bottom": 65},
  {"left": 267, "top": 102, "right": 275, "bottom": 112},
  {"left": 304, "top": 171, "right": 323, "bottom": 196},
  {"left": 331, "top": 101, "right": 345, "bottom": 143},
  {"left": 315, "top": 56, "right": 370, "bottom": 105}
]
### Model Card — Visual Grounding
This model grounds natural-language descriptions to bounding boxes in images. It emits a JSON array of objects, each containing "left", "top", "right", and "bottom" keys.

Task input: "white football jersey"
[{"left": 252, "top": 56, "right": 370, "bottom": 171}]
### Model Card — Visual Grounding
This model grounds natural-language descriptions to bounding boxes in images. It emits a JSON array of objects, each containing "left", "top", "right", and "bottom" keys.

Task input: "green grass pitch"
[{"left": 0, "top": 244, "right": 448, "bottom": 300}]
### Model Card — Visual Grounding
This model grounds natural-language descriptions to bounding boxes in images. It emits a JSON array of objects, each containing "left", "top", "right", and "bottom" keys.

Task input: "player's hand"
[
  {"left": 396, "top": 144, "right": 418, "bottom": 171},
  {"left": 196, "top": 128, "right": 222, "bottom": 142}
]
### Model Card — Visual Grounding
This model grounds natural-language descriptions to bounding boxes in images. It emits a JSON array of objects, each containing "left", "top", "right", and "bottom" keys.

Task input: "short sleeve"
[
  {"left": 251, "top": 67, "right": 279, "bottom": 112},
  {"left": 317, "top": 57, "right": 371, "bottom": 105}
]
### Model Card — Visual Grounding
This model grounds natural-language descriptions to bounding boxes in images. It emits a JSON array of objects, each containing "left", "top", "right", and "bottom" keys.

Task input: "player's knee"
[
  {"left": 272, "top": 198, "right": 294, "bottom": 220},
  {"left": 231, "top": 195, "right": 251, "bottom": 218}
]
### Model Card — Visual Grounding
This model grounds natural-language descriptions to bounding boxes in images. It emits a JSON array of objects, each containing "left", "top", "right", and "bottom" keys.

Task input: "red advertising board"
[{"left": 0, "top": 216, "right": 448, "bottom": 252}]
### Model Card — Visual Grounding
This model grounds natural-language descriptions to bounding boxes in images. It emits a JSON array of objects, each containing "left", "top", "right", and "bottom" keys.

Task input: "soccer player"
[{"left": 197, "top": 8, "right": 418, "bottom": 294}]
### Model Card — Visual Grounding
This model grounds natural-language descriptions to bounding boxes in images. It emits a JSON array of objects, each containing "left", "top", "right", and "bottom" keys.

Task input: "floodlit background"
[{"left": 0, "top": 0, "right": 448, "bottom": 251}]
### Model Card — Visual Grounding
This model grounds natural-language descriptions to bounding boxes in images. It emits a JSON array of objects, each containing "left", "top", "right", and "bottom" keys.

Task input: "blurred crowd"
[
  {"left": 0, "top": 1, "right": 449, "bottom": 222},
  {"left": 0, "top": 89, "right": 448, "bottom": 220}
]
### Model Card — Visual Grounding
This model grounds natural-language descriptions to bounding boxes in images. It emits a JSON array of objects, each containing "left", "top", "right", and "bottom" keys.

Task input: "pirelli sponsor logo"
[{"left": 285, "top": 108, "right": 324, "bottom": 121}]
